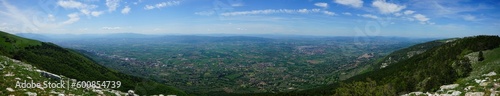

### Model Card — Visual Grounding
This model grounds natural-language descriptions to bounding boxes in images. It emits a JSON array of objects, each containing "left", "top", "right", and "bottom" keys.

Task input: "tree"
[{"left": 478, "top": 51, "right": 484, "bottom": 61}]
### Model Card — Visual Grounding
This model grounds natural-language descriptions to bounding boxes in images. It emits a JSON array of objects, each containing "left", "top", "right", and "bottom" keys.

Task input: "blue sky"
[{"left": 0, "top": 0, "right": 499, "bottom": 37}]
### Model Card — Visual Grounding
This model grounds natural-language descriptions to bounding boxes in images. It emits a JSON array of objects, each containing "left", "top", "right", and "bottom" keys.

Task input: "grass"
[
  {"left": 0, "top": 31, "right": 41, "bottom": 51},
  {"left": 465, "top": 47, "right": 500, "bottom": 81},
  {"left": 448, "top": 46, "right": 500, "bottom": 96}
]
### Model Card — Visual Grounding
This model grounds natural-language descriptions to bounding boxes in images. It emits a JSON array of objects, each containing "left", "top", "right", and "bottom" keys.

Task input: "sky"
[{"left": 0, "top": 0, "right": 499, "bottom": 37}]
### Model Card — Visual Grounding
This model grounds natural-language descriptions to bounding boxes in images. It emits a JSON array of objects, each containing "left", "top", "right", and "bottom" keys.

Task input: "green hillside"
[
  {"left": 334, "top": 35, "right": 500, "bottom": 95},
  {"left": 373, "top": 39, "right": 450, "bottom": 69},
  {"left": 239, "top": 35, "right": 500, "bottom": 96},
  {"left": 253, "top": 37, "right": 448, "bottom": 96},
  {"left": 0, "top": 31, "right": 186, "bottom": 95}
]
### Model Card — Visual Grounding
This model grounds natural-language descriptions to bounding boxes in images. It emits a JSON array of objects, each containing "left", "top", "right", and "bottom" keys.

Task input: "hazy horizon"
[{"left": 1, "top": 0, "right": 499, "bottom": 38}]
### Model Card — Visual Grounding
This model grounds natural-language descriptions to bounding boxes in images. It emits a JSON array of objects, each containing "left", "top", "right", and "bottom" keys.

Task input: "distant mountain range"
[{"left": 15, "top": 32, "right": 439, "bottom": 42}]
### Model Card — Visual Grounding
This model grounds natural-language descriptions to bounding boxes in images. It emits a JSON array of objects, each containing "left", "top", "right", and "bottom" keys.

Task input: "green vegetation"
[
  {"left": 0, "top": 31, "right": 186, "bottom": 95},
  {"left": 334, "top": 35, "right": 500, "bottom": 95},
  {"left": 58, "top": 35, "right": 424, "bottom": 94},
  {"left": 334, "top": 78, "right": 396, "bottom": 96},
  {"left": 373, "top": 39, "right": 447, "bottom": 69},
  {"left": 5, "top": 30, "right": 500, "bottom": 95},
  {"left": 478, "top": 51, "right": 484, "bottom": 61},
  {"left": 464, "top": 45, "right": 500, "bottom": 81},
  {"left": 263, "top": 35, "right": 500, "bottom": 96},
  {"left": 0, "top": 32, "right": 41, "bottom": 55}
]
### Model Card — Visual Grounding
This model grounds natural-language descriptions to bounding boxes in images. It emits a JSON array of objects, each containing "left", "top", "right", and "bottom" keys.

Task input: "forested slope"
[
  {"left": 0, "top": 31, "right": 186, "bottom": 95},
  {"left": 335, "top": 35, "right": 500, "bottom": 95}
]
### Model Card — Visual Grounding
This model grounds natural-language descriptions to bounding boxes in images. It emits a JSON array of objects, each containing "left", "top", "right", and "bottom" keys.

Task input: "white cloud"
[
  {"left": 403, "top": 10, "right": 415, "bottom": 15},
  {"left": 411, "top": 1, "right": 489, "bottom": 18},
  {"left": 231, "top": 3, "right": 244, "bottom": 7},
  {"left": 91, "top": 11, "right": 103, "bottom": 17},
  {"left": 413, "top": 14, "right": 430, "bottom": 24},
  {"left": 80, "top": 9, "right": 91, "bottom": 15},
  {"left": 334, "top": 0, "right": 363, "bottom": 8},
  {"left": 462, "top": 14, "right": 477, "bottom": 21},
  {"left": 57, "top": 0, "right": 99, "bottom": 17},
  {"left": 62, "top": 13, "right": 80, "bottom": 25},
  {"left": 57, "top": 0, "right": 84, "bottom": 9},
  {"left": 298, "top": 9, "right": 320, "bottom": 13},
  {"left": 121, "top": 6, "right": 131, "bottom": 14},
  {"left": 106, "top": 0, "right": 121, "bottom": 12},
  {"left": 372, "top": 0, "right": 405, "bottom": 14},
  {"left": 323, "top": 11, "right": 335, "bottom": 16},
  {"left": 144, "top": 5, "right": 154, "bottom": 10},
  {"left": 101, "top": 26, "right": 121, "bottom": 30},
  {"left": 0, "top": 0, "right": 109, "bottom": 34},
  {"left": 195, "top": 11, "right": 215, "bottom": 16},
  {"left": 133, "top": 0, "right": 142, "bottom": 5},
  {"left": 0, "top": 0, "right": 37, "bottom": 32},
  {"left": 314, "top": 2, "right": 328, "bottom": 9},
  {"left": 220, "top": 9, "right": 326, "bottom": 16},
  {"left": 342, "top": 12, "right": 352, "bottom": 15},
  {"left": 359, "top": 14, "right": 378, "bottom": 19},
  {"left": 144, "top": 1, "right": 180, "bottom": 10},
  {"left": 413, "top": 14, "right": 429, "bottom": 21}
]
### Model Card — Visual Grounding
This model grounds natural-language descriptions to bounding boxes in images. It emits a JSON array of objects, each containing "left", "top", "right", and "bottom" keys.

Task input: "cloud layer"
[
  {"left": 334, "top": 0, "right": 363, "bottom": 8},
  {"left": 219, "top": 9, "right": 337, "bottom": 16},
  {"left": 121, "top": 6, "right": 131, "bottom": 14},
  {"left": 106, "top": 0, "right": 120, "bottom": 12},
  {"left": 314, "top": 2, "right": 328, "bottom": 9},
  {"left": 372, "top": 0, "right": 406, "bottom": 14},
  {"left": 144, "top": 1, "right": 180, "bottom": 10}
]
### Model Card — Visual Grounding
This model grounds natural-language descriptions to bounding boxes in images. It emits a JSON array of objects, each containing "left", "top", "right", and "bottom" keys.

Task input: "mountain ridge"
[{"left": 333, "top": 35, "right": 500, "bottom": 95}]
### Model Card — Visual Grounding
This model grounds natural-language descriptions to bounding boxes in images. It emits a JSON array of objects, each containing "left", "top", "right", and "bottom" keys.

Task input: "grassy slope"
[
  {"left": 334, "top": 35, "right": 500, "bottom": 95},
  {"left": 372, "top": 39, "right": 447, "bottom": 69},
  {"left": 0, "top": 31, "right": 186, "bottom": 95},
  {"left": 337, "top": 40, "right": 447, "bottom": 81},
  {"left": 403, "top": 44, "right": 500, "bottom": 95},
  {"left": 463, "top": 46, "right": 500, "bottom": 81},
  {"left": 246, "top": 35, "right": 499, "bottom": 96}
]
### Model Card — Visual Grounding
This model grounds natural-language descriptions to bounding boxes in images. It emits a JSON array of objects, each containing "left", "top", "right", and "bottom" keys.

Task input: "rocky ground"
[
  {"left": 403, "top": 71, "right": 499, "bottom": 96},
  {"left": 0, "top": 56, "right": 146, "bottom": 96}
]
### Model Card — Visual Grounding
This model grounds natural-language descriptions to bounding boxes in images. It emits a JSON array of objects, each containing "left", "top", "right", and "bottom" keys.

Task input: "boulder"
[
  {"left": 465, "top": 92, "right": 484, "bottom": 96},
  {"left": 440, "top": 84, "right": 459, "bottom": 90},
  {"left": 127, "top": 90, "right": 136, "bottom": 96},
  {"left": 6, "top": 87, "right": 15, "bottom": 92},
  {"left": 25, "top": 91, "right": 37, "bottom": 96},
  {"left": 482, "top": 71, "right": 497, "bottom": 77}
]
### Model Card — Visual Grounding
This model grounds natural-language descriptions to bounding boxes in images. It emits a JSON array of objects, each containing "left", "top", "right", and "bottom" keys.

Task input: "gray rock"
[
  {"left": 483, "top": 71, "right": 497, "bottom": 77},
  {"left": 6, "top": 87, "right": 15, "bottom": 92},
  {"left": 465, "top": 92, "right": 484, "bottom": 96},
  {"left": 440, "top": 84, "right": 459, "bottom": 90}
]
